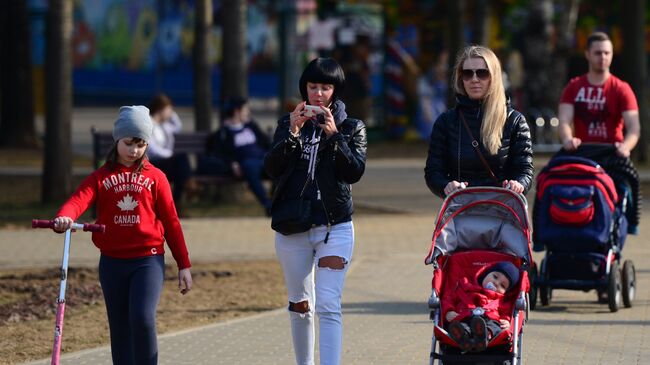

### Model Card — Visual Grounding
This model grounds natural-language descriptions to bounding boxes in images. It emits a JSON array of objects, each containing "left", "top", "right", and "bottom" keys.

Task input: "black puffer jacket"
[
  {"left": 264, "top": 104, "right": 367, "bottom": 226},
  {"left": 424, "top": 95, "right": 533, "bottom": 198}
]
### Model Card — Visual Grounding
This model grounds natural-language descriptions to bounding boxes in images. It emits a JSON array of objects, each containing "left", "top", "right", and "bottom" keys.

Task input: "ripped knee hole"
[
  {"left": 318, "top": 256, "right": 347, "bottom": 270},
  {"left": 289, "top": 300, "right": 310, "bottom": 313}
]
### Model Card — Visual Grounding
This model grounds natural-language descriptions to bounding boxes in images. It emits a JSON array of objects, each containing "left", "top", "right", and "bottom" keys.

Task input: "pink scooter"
[{"left": 32, "top": 219, "right": 105, "bottom": 365}]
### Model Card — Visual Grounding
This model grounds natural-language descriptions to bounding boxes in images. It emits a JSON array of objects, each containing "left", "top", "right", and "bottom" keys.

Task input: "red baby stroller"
[{"left": 425, "top": 187, "right": 534, "bottom": 365}]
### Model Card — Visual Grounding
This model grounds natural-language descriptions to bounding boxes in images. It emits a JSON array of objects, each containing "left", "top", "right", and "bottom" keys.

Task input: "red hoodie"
[
  {"left": 441, "top": 267, "right": 513, "bottom": 324},
  {"left": 57, "top": 161, "right": 191, "bottom": 269}
]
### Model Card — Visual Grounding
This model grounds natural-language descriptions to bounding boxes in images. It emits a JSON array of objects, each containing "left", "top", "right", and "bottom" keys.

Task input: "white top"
[{"left": 147, "top": 111, "right": 182, "bottom": 159}]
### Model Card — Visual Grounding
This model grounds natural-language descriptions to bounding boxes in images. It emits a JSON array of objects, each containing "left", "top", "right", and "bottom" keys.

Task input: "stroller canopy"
[{"left": 425, "top": 187, "right": 532, "bottom": 266}]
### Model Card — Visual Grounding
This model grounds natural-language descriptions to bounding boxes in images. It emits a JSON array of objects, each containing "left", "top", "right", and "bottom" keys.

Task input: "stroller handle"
[{"left": 32, "top": 219, "right": 106, "bottom": 233}]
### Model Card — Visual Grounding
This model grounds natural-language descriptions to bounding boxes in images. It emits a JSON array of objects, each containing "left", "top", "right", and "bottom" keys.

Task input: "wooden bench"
[{"left": 91, "top": 127, "right": 237, "bottom": 186}]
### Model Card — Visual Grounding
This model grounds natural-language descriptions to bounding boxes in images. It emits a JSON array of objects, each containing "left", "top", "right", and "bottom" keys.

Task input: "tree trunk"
[
  {"left": 278, "top": 0, "right": 299, "bottom": 115},
  {"left": 0, "top": 0, "right": 37, "bottom": 148},
  {"left": 446, "top": 0, "right": 466, "bottom": 107},
  {"left": 193, "top": 0, "right": 213, "bottom": 132},
  {"left": 221, "top": 0, "right": 248, "bottom": 119},
  {"left": 522, "top": 0, "right": 554, "bottom": 119},
  {"left": 620, "top": 0, "right": 648, "bottom": 162},
  {"left": 472, "top": 0, "right": 489, "bottom": 46},
  {"left": 42, "top": 0, "right": 73, "bottom": 203},
  {"left": 549, "top": 0, "right": 580, "bottom": 106}
]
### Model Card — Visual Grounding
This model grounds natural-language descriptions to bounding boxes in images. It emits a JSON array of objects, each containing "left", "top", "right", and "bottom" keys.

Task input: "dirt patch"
[
  {"left": 0, "top": 260, "right": 286, "bottom": 365},
  {"left": 0, "top": 268, "right": 104, "bottom": 324}
]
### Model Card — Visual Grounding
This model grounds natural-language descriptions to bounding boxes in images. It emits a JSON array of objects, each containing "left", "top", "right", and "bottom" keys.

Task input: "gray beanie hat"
[{"left": 112, "top": 105, "right": 154, "bottom": 143}]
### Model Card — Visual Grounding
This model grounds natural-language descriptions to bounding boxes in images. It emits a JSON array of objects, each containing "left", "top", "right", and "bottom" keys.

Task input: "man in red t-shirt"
[
  {"left": 558, "top": 32, "right": 640, "bottom": 158},
  {"left": 554, "top": 31, "right": 642, "bottom": 242}
]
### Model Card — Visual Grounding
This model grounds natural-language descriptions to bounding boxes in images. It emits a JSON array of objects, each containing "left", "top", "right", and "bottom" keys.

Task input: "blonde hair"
[{"left": 452, "top": 45, "right": 507, "bottom": 155}]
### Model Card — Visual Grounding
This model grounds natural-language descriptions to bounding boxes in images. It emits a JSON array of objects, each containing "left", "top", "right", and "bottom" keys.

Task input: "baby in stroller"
[
  {"left": 426, "top": 187, "right": 531, "bottom": 364},
  {"left": 444, "top": 261, "right": 520, "bottom": 352}
]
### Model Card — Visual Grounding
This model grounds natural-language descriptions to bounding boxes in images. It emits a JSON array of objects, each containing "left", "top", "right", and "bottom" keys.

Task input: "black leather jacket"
[
  {"left": 424, "top": 95, "right": 534, "bottom": 198},
  {"left": 264, "top": 113, "right": 367, "bottom": 226}
]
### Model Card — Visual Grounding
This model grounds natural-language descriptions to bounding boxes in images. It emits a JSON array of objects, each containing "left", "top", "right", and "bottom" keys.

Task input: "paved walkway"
[
  {"left": 2, "top": 156, "right": 647, "bottom": 364},
  {"left": 16, "top": 211, "right": 650, "bottom": 365}
]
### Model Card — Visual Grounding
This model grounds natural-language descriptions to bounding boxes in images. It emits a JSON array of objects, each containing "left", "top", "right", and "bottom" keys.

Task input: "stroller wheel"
[
  {"left": 622, "top": 260, "right": 636, "bottom": 308},
  {"left": 539, "top": 258, "right": 551, "bottom": 306},
  {"left": 528, "top": 264, "right": 538, "bottom": 310},
  {"left": 607, "top": 261, "right": 622, "bottom": 312},
  {"left": 540, "top": 284, "right": 552, "bottom": 306}
]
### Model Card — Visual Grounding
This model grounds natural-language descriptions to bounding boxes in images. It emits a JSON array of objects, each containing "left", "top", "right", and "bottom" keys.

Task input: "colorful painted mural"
[
  {"left": 66, "top": 0, "right": 281, "bottom": 72},
  {"left": 29, "top": 0, "right": 283, "bottom": 104}
]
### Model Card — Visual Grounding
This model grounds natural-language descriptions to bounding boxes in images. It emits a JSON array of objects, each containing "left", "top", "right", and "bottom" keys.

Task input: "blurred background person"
[
  {"left": 416, "top": 50, "right": 449, "bottom": 139},
  {"left": 213, "top": 97, "right": 272, "bottom": 214},
  {"left": 334, "top": 34, "right": 372, "bottom": 122},
  {"left": 557, "top": 31, "right": 641, "bottom": 234},
  {"left": 147, "top": 93, "right": 193, "bottom": 216}
]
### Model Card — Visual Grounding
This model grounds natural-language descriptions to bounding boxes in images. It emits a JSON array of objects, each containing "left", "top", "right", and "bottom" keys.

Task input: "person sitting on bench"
[
  {"left": 147, "top": 93, "right": 193, "bottom": 215},
  {"left": 211, "top": 97, "right": 272, "bottom": 215}
]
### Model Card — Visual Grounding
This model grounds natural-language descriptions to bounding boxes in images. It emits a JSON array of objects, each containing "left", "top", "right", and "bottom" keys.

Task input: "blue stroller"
[{"left": 532, "top": 145, "right": 636, "bottom": 312}]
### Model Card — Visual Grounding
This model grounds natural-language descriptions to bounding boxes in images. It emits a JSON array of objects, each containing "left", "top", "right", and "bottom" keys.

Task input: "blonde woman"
[{"left": 425, "top": 45, "right": 533, "bottom": 198}]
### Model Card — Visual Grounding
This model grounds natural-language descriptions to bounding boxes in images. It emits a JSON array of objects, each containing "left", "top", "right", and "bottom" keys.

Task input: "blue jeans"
[
  {"left": 240, "top": 158, "right": 271, "bottom": 210},
  {"left": 99, "top": 255, "right": 164, "bottom": 365}
]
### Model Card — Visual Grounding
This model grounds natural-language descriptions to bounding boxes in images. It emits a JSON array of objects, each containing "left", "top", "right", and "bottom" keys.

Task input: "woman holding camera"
[
  {"left": 264, "top": 57, "right": 367, "bottom": 365},
  {"left": 425, "top": 45, "right": 533, "bottom": 198}
]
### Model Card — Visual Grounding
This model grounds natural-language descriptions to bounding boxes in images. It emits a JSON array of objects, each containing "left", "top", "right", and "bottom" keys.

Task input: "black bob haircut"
[
  {"left": 298, "top": 58, "right": 345, "bottom": 103},
  {"left": 222, "top": 97, "right": 247, "bottom": 119}
]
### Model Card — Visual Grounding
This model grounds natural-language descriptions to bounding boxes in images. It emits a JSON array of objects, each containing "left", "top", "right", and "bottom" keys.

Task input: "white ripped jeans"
[{"left": 275, "top": 221, "right": 354, "bottom": 365}]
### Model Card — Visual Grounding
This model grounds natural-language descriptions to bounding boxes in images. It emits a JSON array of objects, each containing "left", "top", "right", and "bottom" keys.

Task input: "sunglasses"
[{"left": 461, "top": 68, "right": 490, "bottom": 81}]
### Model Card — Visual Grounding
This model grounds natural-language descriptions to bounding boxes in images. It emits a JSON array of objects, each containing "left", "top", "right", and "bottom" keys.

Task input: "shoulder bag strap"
[{"left": 458, "top": 110, "right": 500, "bottom": 185}]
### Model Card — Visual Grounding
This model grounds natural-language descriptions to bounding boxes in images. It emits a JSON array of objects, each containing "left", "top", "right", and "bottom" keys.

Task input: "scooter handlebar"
[
  {"left": 31, "top": 219, "right": 105, "bottom": 233},
  {"left": 32, "top": 219, "right": 54, "bottom": 229},
  {"left": 83, "top": 223, "right": 105, "bottom": 233}
]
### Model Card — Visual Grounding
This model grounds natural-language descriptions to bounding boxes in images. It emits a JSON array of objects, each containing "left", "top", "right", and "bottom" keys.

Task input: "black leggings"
[{"left": 99, "top": 255, "right": 164, "bottom": 365}]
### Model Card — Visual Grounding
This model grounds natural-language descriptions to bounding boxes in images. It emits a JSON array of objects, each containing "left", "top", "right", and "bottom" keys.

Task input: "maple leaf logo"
[{"left": 117, "top": 194, "right": 139, "bottom": 211}]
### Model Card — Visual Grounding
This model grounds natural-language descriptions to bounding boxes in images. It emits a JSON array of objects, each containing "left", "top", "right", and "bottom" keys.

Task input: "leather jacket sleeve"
[
  {"left": 264, "top": 116, "right": 301, "bottom": 179},
  {"left": 504, "top": 111, "right": 534, "bottom": 194},
  {"left": 425, "top": 111, "right": 452, "bottom": 198},
  {"left": 328, "top": 119, "right": 367, "bottom": 184}
]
